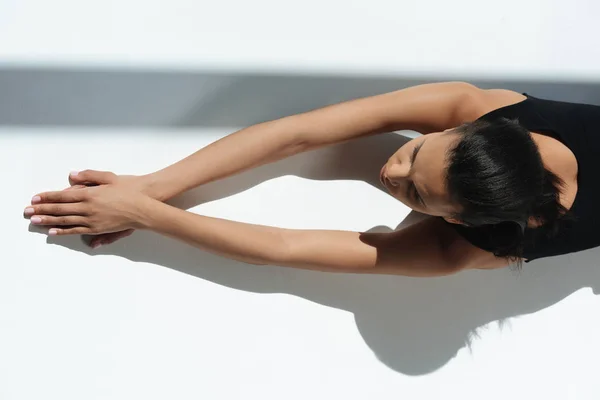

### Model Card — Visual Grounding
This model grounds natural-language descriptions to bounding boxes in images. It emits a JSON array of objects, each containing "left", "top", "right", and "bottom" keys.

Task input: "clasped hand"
[{"left": 24, "top": 170, "right": 152, "bottom": 248}]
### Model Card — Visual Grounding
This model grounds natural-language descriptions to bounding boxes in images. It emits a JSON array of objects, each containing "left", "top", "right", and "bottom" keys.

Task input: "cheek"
[
  {"left": 390, "top": 186, "right": 429, "bottom": 213},
  {"left": 389, "top": 183, "right": 412, "bottom": 206}
]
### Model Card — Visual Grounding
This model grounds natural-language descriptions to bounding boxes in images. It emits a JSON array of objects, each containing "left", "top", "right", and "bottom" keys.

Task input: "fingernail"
[
  {"left": 48, "top": 229, "right": 58, "bottom": 236},
  {"left": 24, "top": 207, "right": 35, "bottom": 216},
  {"left": 30, "top": 216, "right": 42, "bottom": 224},
  {"left": 92, "top": 243, "right": 102, "bottom": 249},
  {"left": 31, "top": 196, "right": 41, "bottom": 204},
  {"left": 70, "top": 171, "right": 79, "bottom": 177}
]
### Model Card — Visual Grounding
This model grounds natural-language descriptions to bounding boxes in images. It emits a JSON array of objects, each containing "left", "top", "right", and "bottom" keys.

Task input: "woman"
[{"left": 23, "top": 82, "right": 600, "bottom": 276}]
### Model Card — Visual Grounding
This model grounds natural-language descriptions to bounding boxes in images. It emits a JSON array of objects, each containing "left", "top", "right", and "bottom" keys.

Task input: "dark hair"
[{"left": 445, "top": 118, "right": 571, "bottom": 262}]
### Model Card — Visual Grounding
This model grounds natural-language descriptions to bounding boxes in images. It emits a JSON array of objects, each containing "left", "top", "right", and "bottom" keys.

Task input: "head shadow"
[{"left": 43, "top": 132, "right": 600, "bottom": 375}]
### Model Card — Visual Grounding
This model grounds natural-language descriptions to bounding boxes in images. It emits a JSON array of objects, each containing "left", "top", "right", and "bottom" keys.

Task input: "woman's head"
[{"left": 381, "top": 118, "right": 567, "bottom": 236}]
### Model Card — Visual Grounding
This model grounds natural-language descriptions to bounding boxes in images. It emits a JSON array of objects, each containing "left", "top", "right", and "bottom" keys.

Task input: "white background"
[{"left": 2, "top": 1, "right": 600, "bottom": 399}]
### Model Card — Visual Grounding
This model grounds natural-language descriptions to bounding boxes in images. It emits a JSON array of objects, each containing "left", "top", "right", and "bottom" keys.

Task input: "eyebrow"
[{"left": 409, "top": 140, "right": 427, "bottom": 206}]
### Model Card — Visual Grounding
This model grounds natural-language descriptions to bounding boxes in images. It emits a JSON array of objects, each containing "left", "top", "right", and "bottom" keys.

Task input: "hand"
[
  {"left": 25, "top": 175, "right": 153, "bottom": 244},
  {"left": 68, "top": 170, "right": 152, "bottom": 195},
  {"left": 69, "top": 170, "right": 154, "bottom": 247}
]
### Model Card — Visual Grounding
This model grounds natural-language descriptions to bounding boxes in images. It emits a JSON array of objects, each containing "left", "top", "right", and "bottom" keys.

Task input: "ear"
[
  {"left": 527, "top": 216, "right": 541, "bottom": 229},
  {"left": 443, "top": 216, "right": 463, "bottom": 225}
]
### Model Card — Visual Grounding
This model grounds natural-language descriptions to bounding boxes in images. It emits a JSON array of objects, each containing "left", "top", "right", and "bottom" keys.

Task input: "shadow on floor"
[
  {"left": 38, "top": 132, "right": 600, "bottom": 375},
  {"left": 2, "top": 67, "right": 600, "bottom": 127}
]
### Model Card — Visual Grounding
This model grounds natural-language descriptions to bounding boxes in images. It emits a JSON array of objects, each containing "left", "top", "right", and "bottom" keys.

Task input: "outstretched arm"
[
  {"left": 63, "top": 82, "right": 491, "bottom": 248},
  {"left": 115, "top": 82, "right": 485, "bottom": 202},
  {"left": 26, "top": 184, "right": 509, "bottom": 275}
]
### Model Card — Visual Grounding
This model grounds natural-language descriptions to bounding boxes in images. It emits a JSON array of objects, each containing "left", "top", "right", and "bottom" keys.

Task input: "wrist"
[
  {"left": 139, "top": 173, "right": 172, "bottom": 202},
  {"left": 132, "top": 195, "right": 165, "bottom": 230}
]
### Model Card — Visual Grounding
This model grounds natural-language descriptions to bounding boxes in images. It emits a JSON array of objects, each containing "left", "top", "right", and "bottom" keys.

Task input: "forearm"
[
  {"left": 138, "top": 197, "right": 292, "bottom": 266},
  {"left": 144, "top": 117, "right": 306, "bottom": 201},
  {"left": 136, "top": 197, "right": 376, "bottom": 272},
  {"left": 135, "top": 199, "right": 461, "bottom": 276}
]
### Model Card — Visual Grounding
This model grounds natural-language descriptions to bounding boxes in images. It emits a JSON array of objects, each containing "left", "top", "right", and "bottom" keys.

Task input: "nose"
[{"left": 386, "top": 162, "right": 409, "bottom": 186}]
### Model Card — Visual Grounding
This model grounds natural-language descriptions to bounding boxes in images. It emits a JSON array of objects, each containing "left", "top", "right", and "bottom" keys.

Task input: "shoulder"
[
  {"left": 430, "top": 218, "right": 514, "bottom": 270},
  {"left": 453, "top": 86, "right": 529, "bottom": 125},
  {"left": 383, "top": 217, "right": 512, "bottom": 272},
  {"left": 378, "top": 82, "right": 526, "bottom": 133}
]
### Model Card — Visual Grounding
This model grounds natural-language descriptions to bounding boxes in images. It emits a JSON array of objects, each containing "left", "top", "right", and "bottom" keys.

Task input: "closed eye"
[
  {"left": 412, "top": 183, "right": 425, "bottom": 206},
  {"left": 409, "top": 141, "right": 426, "bottom": 207},
  {"left": 410, "top": 142, "right": 423, "bottom": 165}
]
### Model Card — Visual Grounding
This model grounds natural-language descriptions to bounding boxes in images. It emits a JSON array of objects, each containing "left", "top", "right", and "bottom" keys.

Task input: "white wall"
[
  {"left": 2, "top": 1, "right": 600, "bottom": 399},
  {"left": 2, "top": 0, "right": 600, "bottom": 80}
]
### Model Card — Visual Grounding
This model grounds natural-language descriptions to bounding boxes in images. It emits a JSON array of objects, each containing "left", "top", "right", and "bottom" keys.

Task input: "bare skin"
[{"left": 23, "top": 82, "right": 579, "bottom": 276}]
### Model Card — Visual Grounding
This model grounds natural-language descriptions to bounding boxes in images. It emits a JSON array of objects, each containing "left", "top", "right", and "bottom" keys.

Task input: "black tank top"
[{"left": 449, "top": 94, "right": 600, "bottom": 262}]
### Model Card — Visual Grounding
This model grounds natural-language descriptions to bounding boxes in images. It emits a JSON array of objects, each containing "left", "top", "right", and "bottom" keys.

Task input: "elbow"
[
  {"left": 270, "top": 115, "right": 313, "bottom": 154},
  {"left": 222, "top": 231, "right": 292, "bottom": 267},
  {"left": 242, "top": 248, "right": 289, "bottom": 267},
  {"left": 246, "top": 229, "right": 295, "bottom": 267}
]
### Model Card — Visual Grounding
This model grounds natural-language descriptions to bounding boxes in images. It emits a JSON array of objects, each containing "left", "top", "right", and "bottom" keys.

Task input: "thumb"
[{"left": 69, "top": 170, "right": 117, "bottom": 186}]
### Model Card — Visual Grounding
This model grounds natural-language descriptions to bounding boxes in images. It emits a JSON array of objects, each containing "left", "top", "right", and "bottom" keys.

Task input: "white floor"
[{"left": 3, "top": 128, "right": 600, "bottom": 399}]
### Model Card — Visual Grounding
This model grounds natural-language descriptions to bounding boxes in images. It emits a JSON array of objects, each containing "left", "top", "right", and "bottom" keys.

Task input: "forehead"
[{"left": 412, "top": 134, "right": 459, "bottom": 213}]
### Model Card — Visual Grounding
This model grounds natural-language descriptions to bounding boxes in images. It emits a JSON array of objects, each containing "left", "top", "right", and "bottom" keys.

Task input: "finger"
[
  {"left": 69, "top": 170, "right": 116, "bottom": 186},
  {"left": 89, "top": 229, "right": 135, "bottom": 247},
  {"left": 48, "top": 227, "right": 92, "bottom": 236},
  {"left": 63, "top": 184, "right": 87, "bottom": 191},
  {"left": 32, "top": 189, "right": 87, "bottom": 204},
  {"left": 24, "top": 203, "right": 86, "bottom": 217},
  {"left": 29, "top": 215, "right": 89, "bottom": 226}
]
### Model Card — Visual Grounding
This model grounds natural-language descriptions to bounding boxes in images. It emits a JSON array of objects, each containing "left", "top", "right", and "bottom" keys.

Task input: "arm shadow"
[{"left": 45, "top": 132, "right": 600, "bottom": 376}]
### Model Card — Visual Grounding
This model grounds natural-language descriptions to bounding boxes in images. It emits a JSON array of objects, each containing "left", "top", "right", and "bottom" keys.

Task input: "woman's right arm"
[
  {"left": 32, "top": 183, "right": 510, "bottom": 274},
  {"left": 140, "top": 202, "right": 510, "bottom": 275},
  {"left": 117, "top": 81, "right": 486, "bottom": 202}
]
